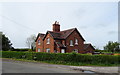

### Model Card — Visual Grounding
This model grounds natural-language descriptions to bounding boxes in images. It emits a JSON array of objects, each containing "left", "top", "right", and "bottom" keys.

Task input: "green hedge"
[{"left": 1, "top": 51, "right": 119, "bottom": 66}]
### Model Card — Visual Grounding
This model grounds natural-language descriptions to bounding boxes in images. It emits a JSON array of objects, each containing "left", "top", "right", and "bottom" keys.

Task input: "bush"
[
  {"left": 12, "top": 48, "right": 29, "bottom": 52},
  {"left": 2, "top": 51, "right": 25, "bottom": 59},
  {"left": 1, "top": 51, "right": 119, "bottom": 66}
]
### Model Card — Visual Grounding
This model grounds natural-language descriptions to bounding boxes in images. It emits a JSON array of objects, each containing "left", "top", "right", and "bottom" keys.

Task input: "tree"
[
  {"left": 104, "top": 41, "right": 120, "bottom": 53},
  {"left": 26, "top": 34, "right": 36, "bottom": 51},
  {"left": 1, "top": 32, "right": 14, "bottom": 51}
]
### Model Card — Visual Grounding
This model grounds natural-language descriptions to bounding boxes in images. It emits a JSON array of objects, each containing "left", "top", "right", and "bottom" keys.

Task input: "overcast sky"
[{"left": 0, "top": 2, "right": 118, "bottom": 49}]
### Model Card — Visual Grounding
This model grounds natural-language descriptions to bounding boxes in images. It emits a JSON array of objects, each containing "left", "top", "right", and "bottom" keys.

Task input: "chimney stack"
[{"left": 53, "top": 21, "right": 60, "bottom": 32}]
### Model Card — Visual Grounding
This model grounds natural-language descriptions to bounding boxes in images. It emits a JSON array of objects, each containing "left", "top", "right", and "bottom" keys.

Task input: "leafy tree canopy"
[
  {"left": 0, "top": 32, "right": 14, "bottom": 51},
  {"left": 104, "top": 41, "right": 120, "bottom": 53}
]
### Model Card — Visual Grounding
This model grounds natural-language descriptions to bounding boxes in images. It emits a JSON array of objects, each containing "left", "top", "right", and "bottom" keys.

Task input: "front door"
[{"left": 61, "top": 49, "right": 65, "bottom": 53}]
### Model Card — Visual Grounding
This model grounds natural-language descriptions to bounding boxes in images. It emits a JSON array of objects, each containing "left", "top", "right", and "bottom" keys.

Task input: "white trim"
[
  {"left": 70, "top": 40, "right": 74, "bottom": 46},
  {"left": 75, "top": 39, "right": 78, "bottom": 45},
  {"left": 46, "top": 38, "right": 50, "bottom": 44}
]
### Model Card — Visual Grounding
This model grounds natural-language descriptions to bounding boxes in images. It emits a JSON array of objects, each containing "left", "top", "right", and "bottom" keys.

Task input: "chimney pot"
[{"left": 53, "top": 21, "right": 60, "bottom": 32}]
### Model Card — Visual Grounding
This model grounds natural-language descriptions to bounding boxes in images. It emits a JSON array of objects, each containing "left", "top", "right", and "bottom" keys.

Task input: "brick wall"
[
  {"left": 65, "top": 30, "right": 84, "bottom": 53},
  {"left": 36, "top": 37, "right": 44, "bottom": 52},
  {"left": 43, "top": 33, "right": 54, "bottom": 53}
]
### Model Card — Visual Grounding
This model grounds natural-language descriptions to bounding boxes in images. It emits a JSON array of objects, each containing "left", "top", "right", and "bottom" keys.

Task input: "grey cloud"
[
  {"left": 79, "top": 26, "right": 88, "bottom": 29},
  {"left": 95, "top": 24, "right": 108, "bottom": 27},
  {"left": 72, "top": 8, "right": 86, "bottom": 19},
  {"left": 108, "top": 31, "right": 117, "bottom": 35}
]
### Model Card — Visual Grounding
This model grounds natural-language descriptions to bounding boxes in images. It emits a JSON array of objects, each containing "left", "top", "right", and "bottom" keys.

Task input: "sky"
[{"left": 0, "top": 2, "right": 118, "bottom": 49}]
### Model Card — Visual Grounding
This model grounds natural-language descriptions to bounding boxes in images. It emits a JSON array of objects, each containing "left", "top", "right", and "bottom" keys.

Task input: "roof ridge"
[
  {"left": 48, "top": 31, "right": 61, "bottom": 33},
  {"left": 60, "top": 28, "right": 76, "bottom": 32},
  {"left": 84, "top": 43, "right": 91, "bottom": 45},
  {"left": 38, "top": 33, "right": 45, "bottom": 35}
]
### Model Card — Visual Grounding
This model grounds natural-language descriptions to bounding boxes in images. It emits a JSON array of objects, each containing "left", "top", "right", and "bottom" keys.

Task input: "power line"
[{"left": 0, "top": 15, "right": 38, "bottom": 33}]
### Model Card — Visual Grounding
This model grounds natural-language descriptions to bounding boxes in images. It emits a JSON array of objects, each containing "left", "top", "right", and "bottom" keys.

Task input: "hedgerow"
[{"left": 1, "top": 51, "right": 119, "bottom": 66}]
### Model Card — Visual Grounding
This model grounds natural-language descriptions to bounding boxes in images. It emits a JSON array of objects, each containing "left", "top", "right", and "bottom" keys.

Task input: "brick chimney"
[{"left": 53, "top": 21, "right": 60, "bottom": 32}]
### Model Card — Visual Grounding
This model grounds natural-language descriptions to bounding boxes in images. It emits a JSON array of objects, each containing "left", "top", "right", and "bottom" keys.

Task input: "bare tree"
[{"left": 26, "top": 34, "right": 36, "bottom": 50}]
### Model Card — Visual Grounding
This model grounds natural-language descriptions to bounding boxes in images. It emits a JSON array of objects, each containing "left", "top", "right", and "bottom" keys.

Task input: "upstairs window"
[
  {"left": 75, "top": 39, "right": 78, "bottom": 45},
  {"left": 70, "top": 40, "right": 73, "bottom": 46},
  {"left": 46, "top": 38, "right": 50, "bottom": 44},
  {"left": 62, "top": 40, "right": 66, "bottom": 47},
  {"left": 38, "top": 40, "right": 41, "bottom": 45}
]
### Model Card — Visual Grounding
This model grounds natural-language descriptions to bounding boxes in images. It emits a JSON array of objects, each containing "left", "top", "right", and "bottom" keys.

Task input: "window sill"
[
  {"left": 70, "top": 45, "right": 74, "bottom": 46},
  {"left": 75, "top": 43, "right": 78, "bottom": 45},
  {"left": 38, "top": 43, "right": 41, "bottom": 45}
]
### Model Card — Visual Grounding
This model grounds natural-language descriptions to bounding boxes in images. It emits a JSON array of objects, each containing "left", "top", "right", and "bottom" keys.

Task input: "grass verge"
[{"left": 2, "top": 58, "right": 119, "bottom": 67}]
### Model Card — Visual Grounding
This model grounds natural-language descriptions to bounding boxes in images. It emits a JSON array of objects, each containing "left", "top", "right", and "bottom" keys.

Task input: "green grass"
[{"left": 2, "top": 58, "right": 119, "bottom": 67}]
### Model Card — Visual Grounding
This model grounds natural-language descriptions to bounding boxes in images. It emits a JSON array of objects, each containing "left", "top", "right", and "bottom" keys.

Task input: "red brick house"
[{"left": 35, "top": 21, "right": 95, "bottom": 53}]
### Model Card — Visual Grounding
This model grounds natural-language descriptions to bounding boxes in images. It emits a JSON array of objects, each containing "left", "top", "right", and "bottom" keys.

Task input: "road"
[
  {"left": 1, "top": 58, "right": 119, "bottom": 75},
  {"left": 2, "top": 58, "right": 82, "bottom": 73}
]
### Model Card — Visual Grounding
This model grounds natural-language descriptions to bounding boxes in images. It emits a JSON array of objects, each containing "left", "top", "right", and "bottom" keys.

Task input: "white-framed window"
[
  {"left": 38, "top": 48, "right": 40, "bottom": 52},
  {"left": 61, "top": 49, "right": 65, "bottom": 53},
  {"left": 46, "top": 48, "right": 50, "bottom": 53},
  {"left": 62, "top": 40, "right": 66, "bottom": 47},
  {"left": 75, "top": 39, "right": 78, "bottom": 45},
  {"left": 46, "top": 38, "right": 50, "bottom": 44},
  {"left": 38, "top": 40, "right": 41, "bottom": 45},
  {"left": 70, "top": 40, "right": 73, "bottom": 46}
]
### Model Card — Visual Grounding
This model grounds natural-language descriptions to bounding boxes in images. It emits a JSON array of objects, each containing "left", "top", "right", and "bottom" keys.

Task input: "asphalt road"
[
  {"left": 2, "top": 59, "right": 82, "bottom": 73},
  {"left": 1, "top": 58, "right": 119, "bottom": 75}
]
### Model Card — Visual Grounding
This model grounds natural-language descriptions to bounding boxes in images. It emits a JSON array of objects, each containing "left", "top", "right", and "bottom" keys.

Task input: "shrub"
[
  {"left": 2, "top": 51, "right": 25, "bottom": 59},
  {"left": 1, "top": 51, "right": 119, "bottom": 66},
  {"left": 25, "top": 52, "right": 34, "bottom": 60},
  {"left": 12, "top": 48, "right": 29, "bottom": 52}
]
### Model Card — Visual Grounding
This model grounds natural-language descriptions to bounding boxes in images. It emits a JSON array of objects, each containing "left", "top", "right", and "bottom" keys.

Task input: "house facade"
[{"left": 35, "top": 21, "right": 95, "bottom": 53}]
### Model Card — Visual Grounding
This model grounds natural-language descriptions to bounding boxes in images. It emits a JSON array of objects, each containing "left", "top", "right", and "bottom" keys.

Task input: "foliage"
[
  {"left": 12, "top": 48, "right": 29, "bottom": 52},
  {"left": 2, "top": 51, "right": 25, "bottom": 59},
  {"left": 104, "top": 41, "right": 120, "bottom": 53},
  {"left": 1, "top": 32, "right": 14, "bottom": 51},
  {"left": 1, "top": 51, "right": 119, "bottom": 66},
  {"left": 94, "top": 49, "right": 109, "bottom": 53},
  {"left": 26, "top": 34, "right": 36, "bottom": 51}
]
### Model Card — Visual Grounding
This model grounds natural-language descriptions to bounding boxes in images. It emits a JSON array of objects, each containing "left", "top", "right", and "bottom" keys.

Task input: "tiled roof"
[
  {"left": 84, "top": 44, "right": 95, "bottom": 50},
  {"left": 48, "top": 28, "right": 76, "bottom": 40},
  {"left": 48, "top": 31, "right": 64, "bottom": 39},
  {"left": 84, "top": 44, "right": 90, "bottom": 49},
  {"left": 37, "top": 27, "right": 85, "bottom": 43},
  {"left": 60, "top": 28, "right": 76, "bottom": 39},
  {"left": 39, "top": 33, "right": 45, "bottom": 38},
  {"left": 55, "top": 42, "right": 66, "bottom": 48},
  {"left": 35, "top": 33, "right": 45, "bottom": 42},
  {"left": 47, "top": 28, "right": 85, "bottom": 41}
]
